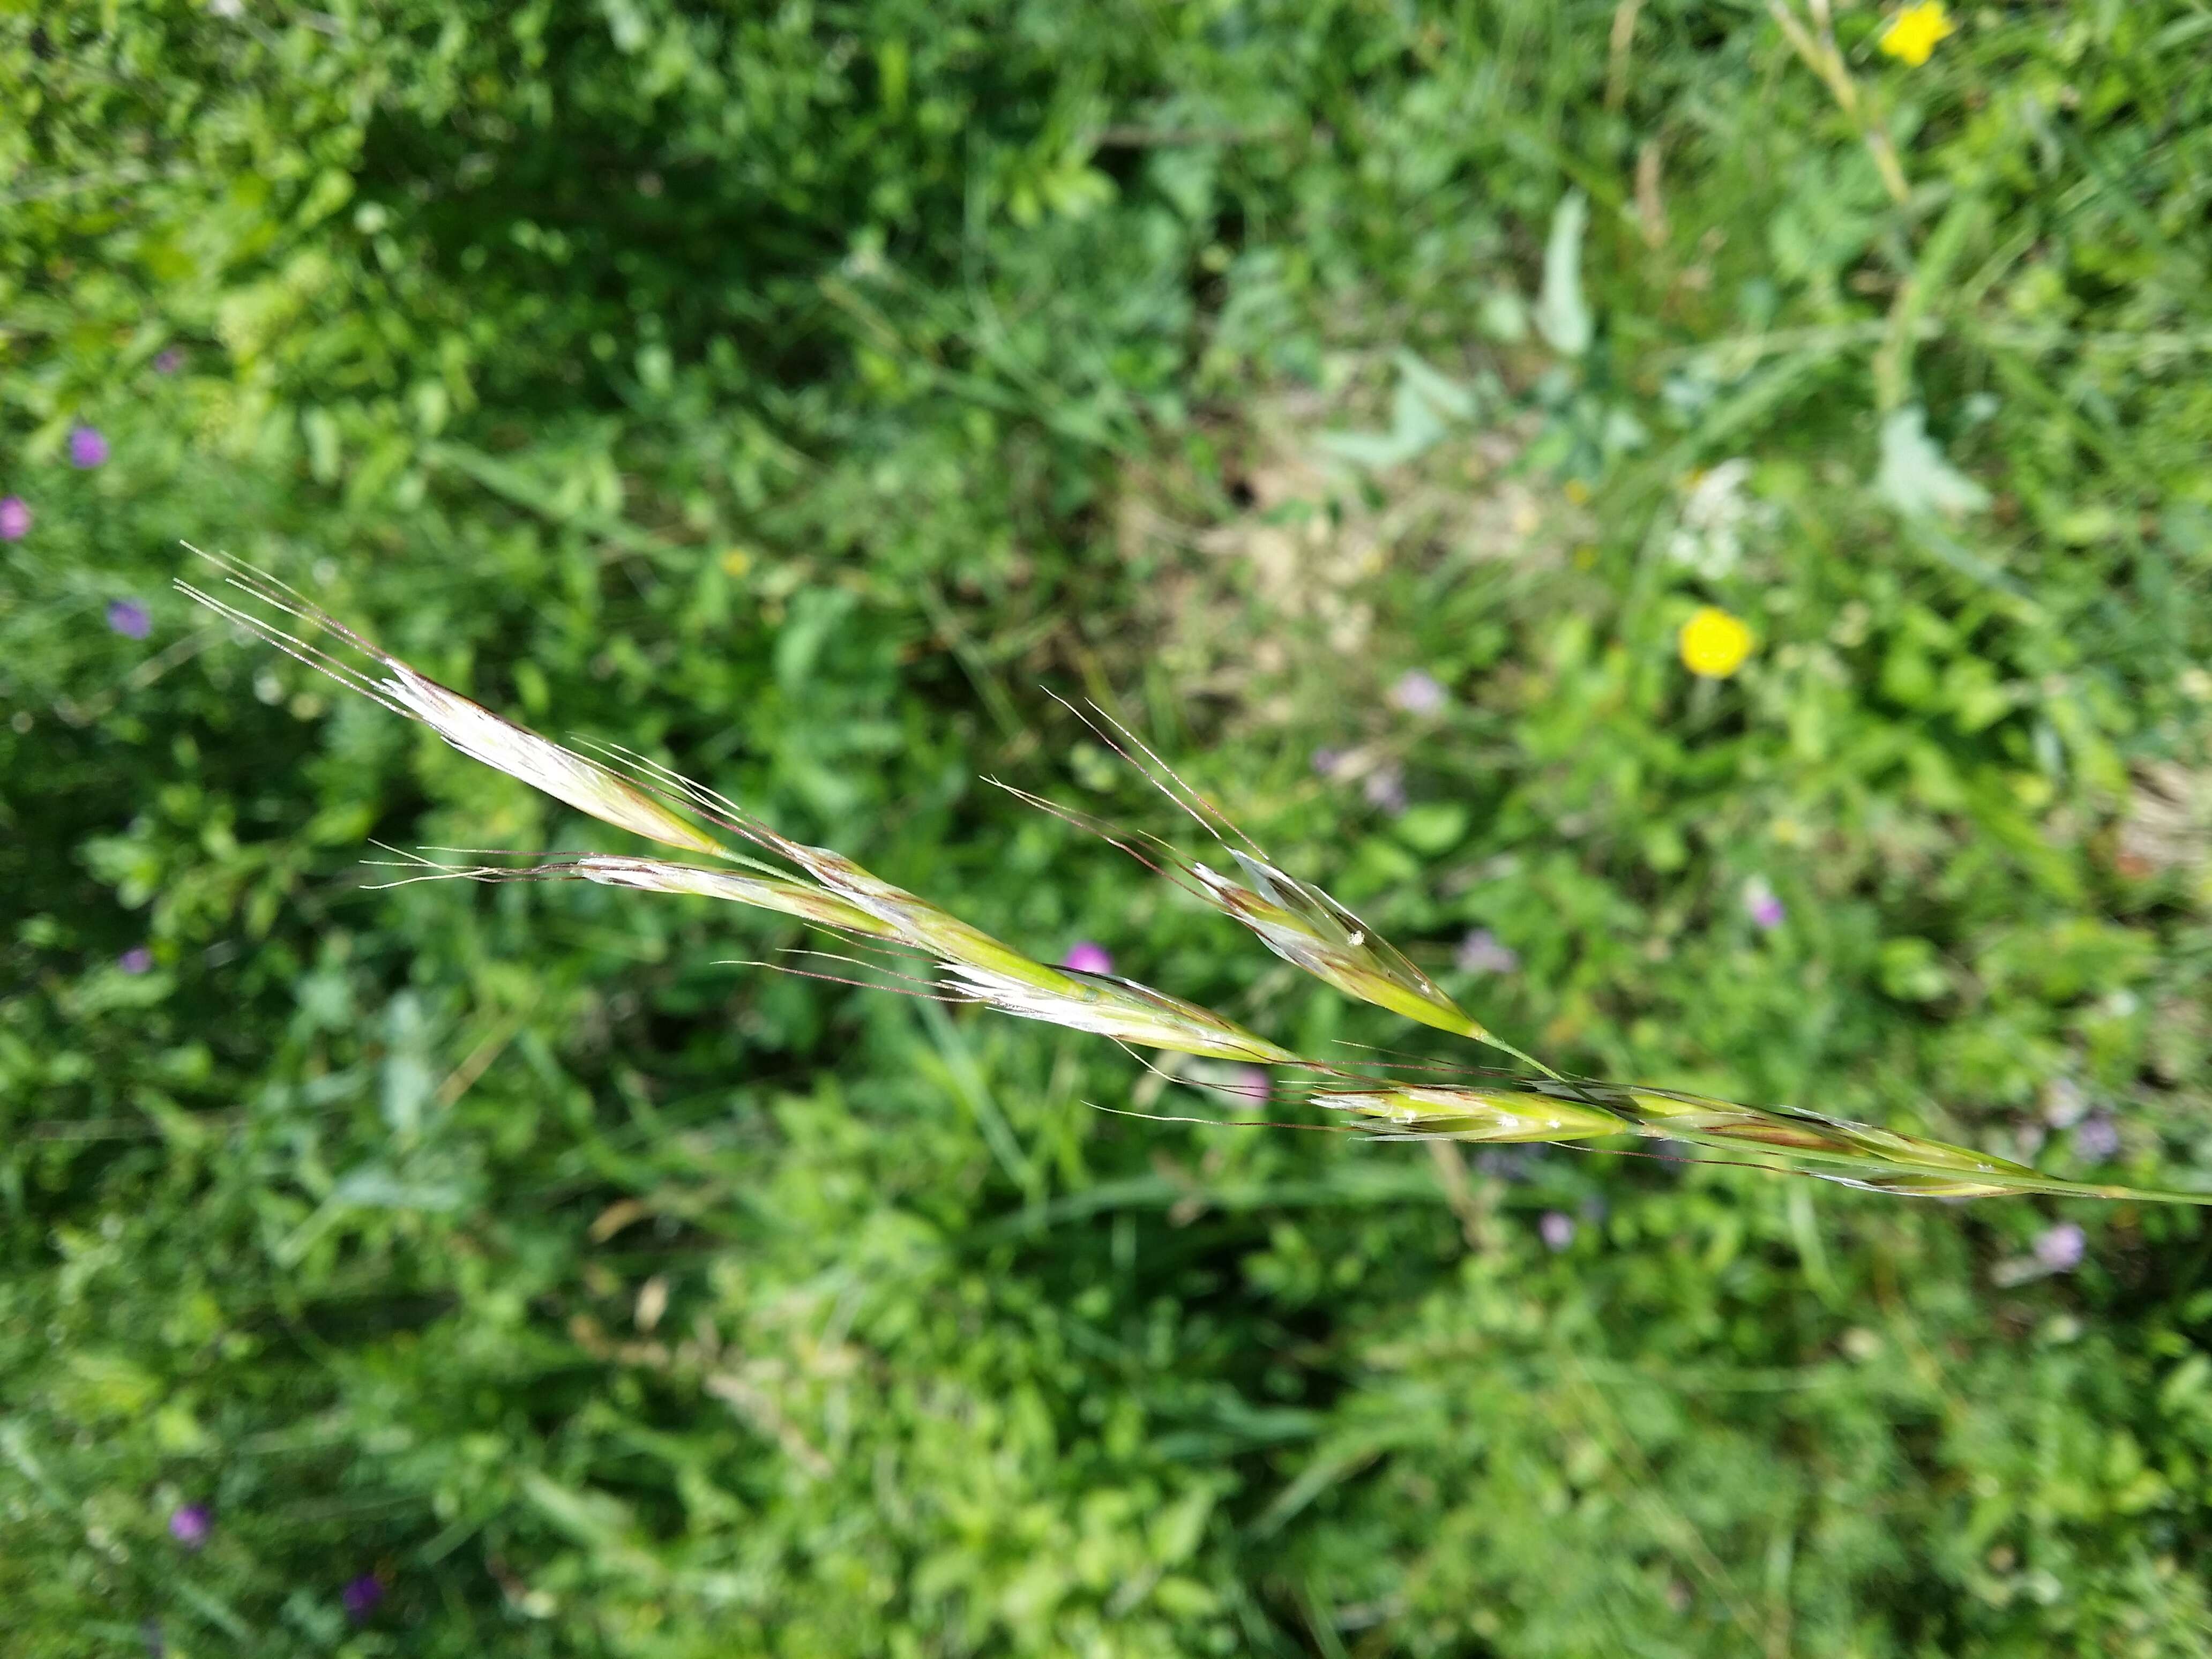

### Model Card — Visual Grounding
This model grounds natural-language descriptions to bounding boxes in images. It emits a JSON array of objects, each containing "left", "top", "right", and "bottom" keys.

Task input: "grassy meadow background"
[{"left": 8, "top": 2, "right": 2212, "bottom": 1653}]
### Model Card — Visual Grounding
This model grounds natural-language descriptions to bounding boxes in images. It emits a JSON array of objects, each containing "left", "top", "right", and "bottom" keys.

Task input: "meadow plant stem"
[{"left": 1765, "top": 0, "right": 1911, "bottom": 205}]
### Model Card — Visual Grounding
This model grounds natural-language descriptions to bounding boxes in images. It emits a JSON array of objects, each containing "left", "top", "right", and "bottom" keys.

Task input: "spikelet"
[
  {"left": 1611, "top": 1086, "right": 2074, "bottom": 1186},
  {"left": 770, "top": 842, "right": 1070, "bottom": 993},
  {"left": 1317, "top": 1078, "right": 2212, "bottom": 1202},
  {"left": 621, "top": 842, "right": 1294, "bottom": 1062},
  {"left": 1797, "top": 1170, "right": 2045, "bottom": 1200},
  {"left": 944, "top": 962, "right": 1297, "bottom": 1065},
  {"left": 1191, "top": 850, "right": 1560, "bottom": 1074},
  {"left": 560, "top": 750, "right": 1094, "bottom": 998},
  {"left": 371, "top": 664, "right": 730, "bottom": 858},
  {"left": 574, "top": 853, "right": 1296, "bottom": 1063},
  {"left": 178, "top": 552, "right": 729, "bottom": 860},
  {"left": 567, "top": 856, "right": 902, "bottom": 939},
  {"left": 442, "top": 856, "right": 1295, "bottom": 1064},
  {"left": 996, "top": 768, "right": 1559, "bottom": 1075},
  {"left": 1315, "top": 1082, "right": 1626, "bottom": 1142}
]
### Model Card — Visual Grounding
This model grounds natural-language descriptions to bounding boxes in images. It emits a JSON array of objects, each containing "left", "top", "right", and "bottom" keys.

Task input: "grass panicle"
[{"left": 190, "top": 556, "right": 2209, "bottom": 1207}]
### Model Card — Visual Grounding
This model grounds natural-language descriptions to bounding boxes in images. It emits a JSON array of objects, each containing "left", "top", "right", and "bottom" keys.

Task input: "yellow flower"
[
  {"left": 1679, "top": 606, "right": 1754, "bottom": 678},
  {"left": 1879, "top": 2, "right": 1955, "bottom": 67}
]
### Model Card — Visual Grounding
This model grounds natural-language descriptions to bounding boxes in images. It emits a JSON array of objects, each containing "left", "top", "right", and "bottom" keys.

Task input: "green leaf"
[
  {"left": 1875, "top": 405, "right": 1992, "bottom": 519},
  {"left": 1534, "top": 190, "right": 1593, "bottom": 357}
]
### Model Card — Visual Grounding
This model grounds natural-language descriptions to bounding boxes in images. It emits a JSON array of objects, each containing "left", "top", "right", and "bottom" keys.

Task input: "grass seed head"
[{"left": 180, "top": 559, "right": 2212, "bottom": 1209}]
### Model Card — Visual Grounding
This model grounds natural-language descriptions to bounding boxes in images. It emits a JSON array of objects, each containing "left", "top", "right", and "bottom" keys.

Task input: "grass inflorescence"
[{"left": 186, "top": 552, "right": 2208, "bottom": 1209}]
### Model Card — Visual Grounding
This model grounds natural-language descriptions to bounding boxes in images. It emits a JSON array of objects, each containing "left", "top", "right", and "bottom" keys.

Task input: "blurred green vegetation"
[{"left": 7, "top": 2, "right": 2212, "bottom": 1654}]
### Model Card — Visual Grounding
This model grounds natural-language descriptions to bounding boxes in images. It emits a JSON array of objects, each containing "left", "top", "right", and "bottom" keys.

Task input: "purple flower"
[
  {"left": 1539, "top": 1210, "right": 1576, "bottom": 1251},
  {"left": 1311, "top": 746, "right": 1346, "bottom": 779},
  {"left": 342, "top": 1574, "right": 384, "bottom": 1623},
  {"left": 1743, "top": 876, "right": 1784, "bottom": 930},
  {"left": 2042, "top": 1077, "right": 2087, "bottom": 1128},
  {"left": 1454, "top": 928, "right": 1519, "bottom": 975},
  {"left": 168, "top": 1504, "right": 211, "bottom": 1549},
  {"left": 119, "top": 947, "right": 154, "bottom": 975},
  {"left": 1222, "top": 1066, "right": 1272, "bottom": 1107},
  {"left": 108, "top": 599, "right": 153, "bottom": 639},
  {"left": 2073, "top": 1115, "right": 2120, "bottom": 1163},
  {"left": 1362, "top": 762, "right": 1408, "bottom": 815},
  {"left": 0, "top": 496, "right": 28, "bottom": 541},
  {"left": 69, "top": 425, "right": 110, "bottom": 469},
  {"left": 1062, "top": 941, "right": 1114, "bottom": 976},
  {"left": 154, "top": 349, "right": 183, "bottom": 375},
  {"left": 1388, "top": 669, "right": 1448, "bottom": 716},
  {"left": 2034, "top": 1222, "right": 2086, "bottom": 1274}
]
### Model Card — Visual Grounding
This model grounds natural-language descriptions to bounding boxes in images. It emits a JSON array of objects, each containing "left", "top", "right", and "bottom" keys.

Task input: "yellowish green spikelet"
[
  {"left": 943, "top": 961, "right": 1298, "bottom": 1065},
  {"left": 367, "top": 663, "right": 731, "bottom": 858},
  {"left": 998, "top": 767, "right": 1560, "bottom": 1077},
  {"left": 1313, "top": 1083, "right": 1627, "bottom": 1142},
  {"left": 1190, "top": 850, "right": 1563, "bottom": 1078},
  {"left": 583, "top": 849, "right": 1295, "bottom": 1062},
  {"left": 1318, "top": 1079, "right": 2211, "bottom": 1204},
  {"left": 177, "top": 552, "right": 729, "bottom": 860},
  {"left": 393, "top": 851, "right": 1295, "bottom": 1064},
  {"left": 769, "top": 842, "right": 1068, "bottom": 993},
  {"left": 567, "top": 856, "right": 903, "bottom": 939}
]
